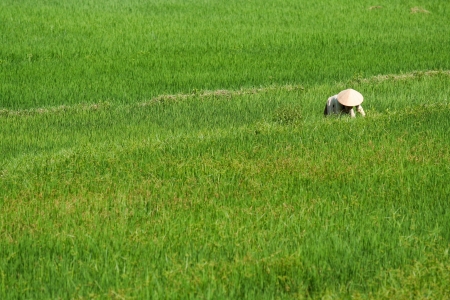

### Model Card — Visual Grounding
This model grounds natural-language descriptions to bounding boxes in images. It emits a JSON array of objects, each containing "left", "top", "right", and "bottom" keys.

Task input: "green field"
[{"left": 1, "top": 0, "right": 450, "bottom": 298}]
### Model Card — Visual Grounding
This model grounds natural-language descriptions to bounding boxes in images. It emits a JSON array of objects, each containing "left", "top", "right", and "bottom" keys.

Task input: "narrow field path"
[{"left": 1, "top": 70, "right": 449, "bottom": 117}]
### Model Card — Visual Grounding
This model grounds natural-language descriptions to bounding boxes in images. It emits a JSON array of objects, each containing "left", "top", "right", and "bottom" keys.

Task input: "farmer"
[{"left": 324, "top": 89, "right": 366, "bottom": 117}]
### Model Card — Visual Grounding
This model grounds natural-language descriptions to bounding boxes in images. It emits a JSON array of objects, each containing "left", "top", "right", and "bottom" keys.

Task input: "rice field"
[{"left": 1, "top": 0, "right": 450, "bottom": 298}]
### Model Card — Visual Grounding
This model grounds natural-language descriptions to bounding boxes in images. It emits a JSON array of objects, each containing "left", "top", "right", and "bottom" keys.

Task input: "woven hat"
[{"left": 337, "top": 89, "right": 364, "bottom": 106}]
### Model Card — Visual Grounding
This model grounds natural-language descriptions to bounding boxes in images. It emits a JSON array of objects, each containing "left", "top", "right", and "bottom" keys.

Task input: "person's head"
[{"left": 337, "top": 89, "right": 363, "bottom": 107}]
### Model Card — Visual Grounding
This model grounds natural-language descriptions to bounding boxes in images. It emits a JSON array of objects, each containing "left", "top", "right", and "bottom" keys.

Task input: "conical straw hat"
[{"left": 337, "top": 89, "right": 364, "bottom": 106}]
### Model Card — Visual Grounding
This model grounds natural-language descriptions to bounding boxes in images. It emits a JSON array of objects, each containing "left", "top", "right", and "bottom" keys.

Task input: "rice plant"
[{"left": 1, "top": 0, "right": 450, "bottom": 298}]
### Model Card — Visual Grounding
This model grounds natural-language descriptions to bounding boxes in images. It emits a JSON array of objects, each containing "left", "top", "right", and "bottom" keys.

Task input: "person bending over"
[{"left": 324, "top": 89, "right": 365, "bottom": 117}]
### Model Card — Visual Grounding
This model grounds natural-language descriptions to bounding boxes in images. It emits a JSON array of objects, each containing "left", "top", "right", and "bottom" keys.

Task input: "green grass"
[
  {"left": 1, "top": 0, "right": 450, "bottom": 108},
  {"left": 2, "top": 72, "right": 450, "bottom": 298},
  {"left": 1, "top": 0, "right": 450, "bottom": 298}
]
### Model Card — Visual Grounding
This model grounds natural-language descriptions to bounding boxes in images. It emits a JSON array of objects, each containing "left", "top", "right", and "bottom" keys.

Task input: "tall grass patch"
[
  {"left": 1, "top": 72, "right": 450, "bottom": 298},
  {"left": 2, "top": 0, "right": 450, "bottom": 297},
  {"left": 1, "top": 0, "right": 450, "bottom": 108}
]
